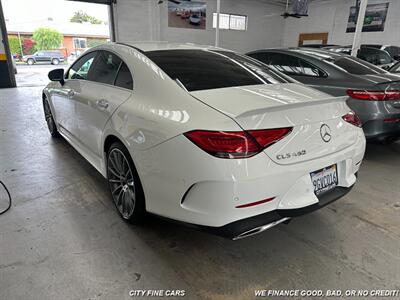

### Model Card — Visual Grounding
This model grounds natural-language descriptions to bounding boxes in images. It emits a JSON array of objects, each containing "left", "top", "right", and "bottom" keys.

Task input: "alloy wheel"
[{"left": 107, "top": 148, "right": 136, "bottom": 219}]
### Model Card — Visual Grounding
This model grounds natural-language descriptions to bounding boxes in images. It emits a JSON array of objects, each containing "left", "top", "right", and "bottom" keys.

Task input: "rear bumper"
[
  {"left": 347, "top": 99, "right": 400, "bottom": 141},
  {"left": 196, "top": 184, "right": 354, "bottom": 239},
  {"left": 363, "top": 118, "right": 400, "bottom": 142}
]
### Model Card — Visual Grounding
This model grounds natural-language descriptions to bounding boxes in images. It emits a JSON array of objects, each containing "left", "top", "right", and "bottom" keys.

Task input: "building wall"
[
  {"left": 113, "top": 0, "right": 285, "bottom": 53},
  {"left": 282, "top": 0, "right": 400, "bottom": 47},
  {"left": 62, "top": 36, "right": 74, "bottom": 56}
]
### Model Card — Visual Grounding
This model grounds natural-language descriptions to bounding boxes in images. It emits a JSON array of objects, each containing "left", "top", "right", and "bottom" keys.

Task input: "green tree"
[
  {"left": 32, "top": 28, "right": 63, "bottom": 51},
  {"left": 70, "top": 10, "right": 103, "bottom": 24},
  {"left": 8, "top": 36, "right": 22, "bottom": 56}
]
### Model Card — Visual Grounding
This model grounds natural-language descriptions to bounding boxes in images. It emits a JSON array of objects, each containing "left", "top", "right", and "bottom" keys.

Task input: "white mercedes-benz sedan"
[{"left": 42, "top": 42, "right": 366, "bottom": 239}]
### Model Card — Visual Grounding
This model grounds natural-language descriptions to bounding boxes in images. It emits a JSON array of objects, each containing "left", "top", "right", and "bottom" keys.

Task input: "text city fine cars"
[{"left": 43, "top": 42, "right": 366, "bottom": 239}]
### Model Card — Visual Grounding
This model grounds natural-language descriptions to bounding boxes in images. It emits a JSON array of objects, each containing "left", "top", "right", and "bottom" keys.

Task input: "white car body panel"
[{"left": 43, "top": 42, "right": 366, "bottom": 237}]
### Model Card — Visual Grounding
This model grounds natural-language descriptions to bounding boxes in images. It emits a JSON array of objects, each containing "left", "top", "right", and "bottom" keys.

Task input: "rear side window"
[
  {"left": 115, "top": 63, "right": 133, "bottom": 90},
  {"left": 333, "top": 56, "right": 386, "bottom": 75},
  {"left": 247, "top": 52, "right": 268, "bottom": 63},
  {"left": 88, "top": 51, "right": 122, "bottom": 85},
  {"left": 265, "top": 53, "right": 326, "bottom": 77},
  {"left": 145, "top": 50, "right": 289, "bottom": 92}
]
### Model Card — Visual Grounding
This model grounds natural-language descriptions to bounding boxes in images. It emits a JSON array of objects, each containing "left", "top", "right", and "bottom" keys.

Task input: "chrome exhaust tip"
[{"left": 232, "top": 217, "right": 291, "bottom": 240}]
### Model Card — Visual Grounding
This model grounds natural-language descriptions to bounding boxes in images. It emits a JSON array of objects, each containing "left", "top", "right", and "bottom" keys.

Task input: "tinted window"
[
  {"left": 67, "top": 51, "right": 97, "bottom": 80},
  {"left": 247, "top": 52, "right": 268, "bottom": 62},
  {"left": 115, "top": 63, "right": 133, "bottom": 90},
  {"left": 359, "top": 49, "right": 392, "bottom": 65},
  {"left": 333, "top": 56, "right": 386, "bottom": 75},
  {"left": 88, "top": 51, "right": 122, "bottom": 85},
  {"left": 385, "top": 46, "right": 400, "bottom": 58},
  {"left": 146, "top": 50, "right": 289, "bottom": 92},
  {"left": 263, "top": 53, "right": 326, "bottom": 77}
]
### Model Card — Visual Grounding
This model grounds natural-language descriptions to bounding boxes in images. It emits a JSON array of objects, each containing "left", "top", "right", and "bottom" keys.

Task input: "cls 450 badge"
[{"left": 276, "top": 150, "right": 307, "bottom": 160}]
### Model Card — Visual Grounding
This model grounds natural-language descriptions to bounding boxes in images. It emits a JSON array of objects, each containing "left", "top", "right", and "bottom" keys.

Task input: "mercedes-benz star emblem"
[{"left": 320, "top": 124, "right": 332, "bottom": 143}]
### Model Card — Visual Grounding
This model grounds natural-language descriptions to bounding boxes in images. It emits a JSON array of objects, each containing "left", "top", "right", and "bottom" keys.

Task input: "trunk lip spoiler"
[{"left": 235, "top": 96, "right": 348, "bottom": 119}]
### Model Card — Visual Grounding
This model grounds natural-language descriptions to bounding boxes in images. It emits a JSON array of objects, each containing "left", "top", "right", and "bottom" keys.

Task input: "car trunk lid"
[{"left": 190, "top": 83, "right": 359, "bottom": 164}]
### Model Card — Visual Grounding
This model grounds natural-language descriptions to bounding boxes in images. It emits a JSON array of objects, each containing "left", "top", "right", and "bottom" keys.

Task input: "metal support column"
[
  {"left": 215, "top": 0, "right": 221, "bottom": 47},
  {"left": 351, "top": 0, "right": 368, "bottom": 57}
]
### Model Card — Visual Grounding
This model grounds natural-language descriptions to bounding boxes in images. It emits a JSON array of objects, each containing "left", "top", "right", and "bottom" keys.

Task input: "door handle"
[
  {"left": 96, "top": 99, "right": 109, "bottom": 109},
  {"left": 67, "top": 90, "right": 76, "bottom": 98}
]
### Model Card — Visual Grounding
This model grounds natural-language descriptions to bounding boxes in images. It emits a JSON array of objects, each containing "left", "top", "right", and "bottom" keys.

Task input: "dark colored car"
[
  {"left": 246, "top": 48, "right": 400, "bottom": 143},
  {"left": 362, "top": 44, "right": 400, "bottom": 61},
  {"left": 302, "top": 44, "right": 338, "bottom": 49},
  {"left": 323, "top": 45, "right": 395, "bottom": 69},
  {"left": 23, "top": 51, "right": 65, "bottom": 65}
]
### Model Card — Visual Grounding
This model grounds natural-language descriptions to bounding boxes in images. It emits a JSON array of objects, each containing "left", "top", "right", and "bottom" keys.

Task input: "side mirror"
[{"left": 48, "top": 68, "right": 65, "bottom": 85}]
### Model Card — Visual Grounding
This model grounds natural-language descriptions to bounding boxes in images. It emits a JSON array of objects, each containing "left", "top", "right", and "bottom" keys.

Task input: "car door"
[
  {"left": 75, "top": 50, "right": 133, "bottom": 159},
  {"left": 52, "top": 51, "right": 97, "bottom": 141},
  {"left": 35, "top": 52, "right": 46, "bottom": 62}
]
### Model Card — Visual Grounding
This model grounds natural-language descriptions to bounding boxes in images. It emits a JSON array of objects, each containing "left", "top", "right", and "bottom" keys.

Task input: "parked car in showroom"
[
  {"left": 323, "top": 45, "right": 395, "bottom": 69},
  {"left": 42, "top": 42, "right": 366, "bottom": 239},
  {"left": 362, "top": 44, "right": 400, "bottom": 61},
  {"left": 23, "top": 51, "right": 65, "bottom": 65},
  {"left": 302, "top": 44, "right": 338, "bottom": 49},
  {"left": 247, "top": 48, "right": 400, "bottom": 143}
]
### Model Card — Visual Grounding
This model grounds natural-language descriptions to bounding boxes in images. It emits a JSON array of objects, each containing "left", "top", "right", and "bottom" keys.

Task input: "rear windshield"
[
  {"left": 145, "top": 49, "right": 290, "bottom": 91},
  {"left": 332, "top": 56, "right": 386, "bottom": 75}
]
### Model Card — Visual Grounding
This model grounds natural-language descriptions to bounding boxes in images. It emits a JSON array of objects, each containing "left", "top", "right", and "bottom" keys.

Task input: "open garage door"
[{"left": 1, "top": 0, "right": 111, "bottom": 87}]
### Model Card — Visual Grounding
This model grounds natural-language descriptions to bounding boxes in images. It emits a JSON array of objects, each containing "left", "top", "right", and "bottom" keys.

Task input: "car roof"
[
  {"left": 113, "top": 41, "right": 230, "bottom": 53},
  {"left": 252, "top": 47, "right": 346, "bottom": 61}
]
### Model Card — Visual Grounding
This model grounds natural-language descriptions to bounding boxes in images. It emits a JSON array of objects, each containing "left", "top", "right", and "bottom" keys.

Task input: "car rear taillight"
[
  {"left": 347, "top": 89, "right": 400, "bottom": 101},
  {"left": 184, "top": 128, "right": 292, "bottom": 159},
  {"left": 342, "top": 111, "right": 362, "bottom": 127}
]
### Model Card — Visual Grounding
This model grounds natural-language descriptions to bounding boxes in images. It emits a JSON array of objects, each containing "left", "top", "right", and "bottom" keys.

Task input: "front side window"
[
  {"left": 67, "top": 51, "right": 97, "bottom": 80},
  {"left": 88, "top": 51, "right": 122, "bottom": 85},
  {"left": 146, "top": 49, "right": 290, "bottom": 92}
]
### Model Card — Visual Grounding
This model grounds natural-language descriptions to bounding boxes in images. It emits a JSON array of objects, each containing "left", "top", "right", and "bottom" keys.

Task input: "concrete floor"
[
  {"left": 15, "top": 64, "right": 69, "bottom": 87},
  {"left": 0, "top": 86, "right": 399, "bottom": 300}
]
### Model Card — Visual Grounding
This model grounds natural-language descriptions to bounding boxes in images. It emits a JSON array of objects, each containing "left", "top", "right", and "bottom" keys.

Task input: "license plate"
[{"left": 310, "top": 164, "right": 338, "bottom": 196}]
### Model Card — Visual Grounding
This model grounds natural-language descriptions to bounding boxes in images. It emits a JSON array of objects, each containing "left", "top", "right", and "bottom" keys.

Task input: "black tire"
[
  {"left": 27, "top": 58, "right": 34, "bottom": 65},
  {"left": 43, "top": 97, "right": 60, "bottom": 137},
  {"left": 107, "top": 142, "right": 146, "bottom": 223},
  {"left": 51, "top": 58, "right": 60, "bottom": 65}
]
